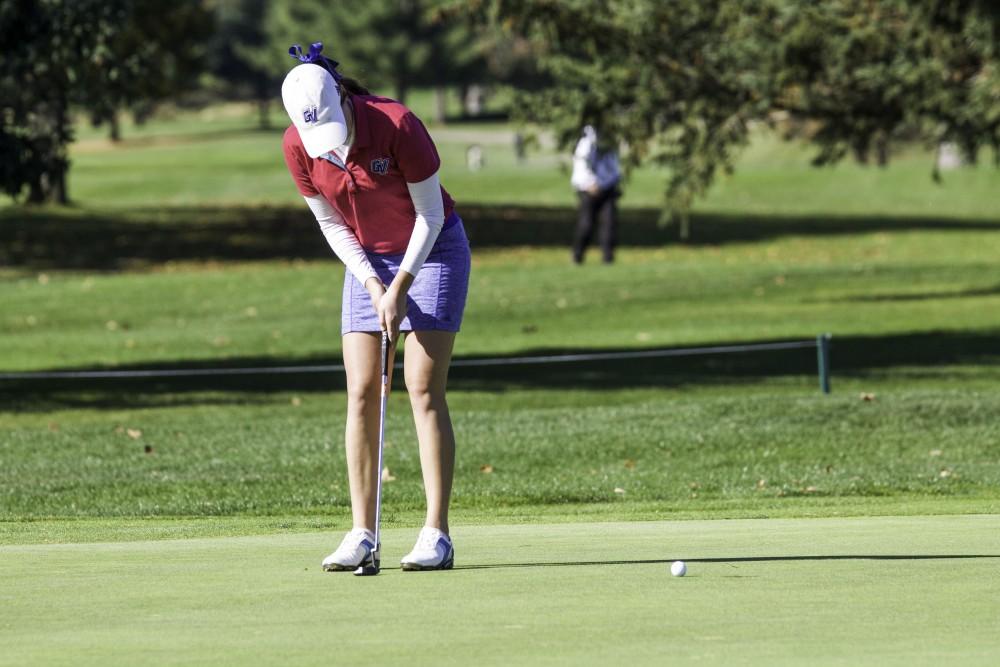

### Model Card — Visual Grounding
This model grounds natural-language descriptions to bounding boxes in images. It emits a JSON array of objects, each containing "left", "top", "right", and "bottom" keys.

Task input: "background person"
[
  {"left": 280, "top": 43, "right": 470, "bottom": 572},
  {"left": 570, "top": 125, "right": 622, "bottom": 264}
]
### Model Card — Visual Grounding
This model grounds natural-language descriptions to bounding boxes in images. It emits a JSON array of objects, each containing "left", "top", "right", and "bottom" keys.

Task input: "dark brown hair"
[{"left": 338, "top": 77, "right": 370, "bottom": 97}]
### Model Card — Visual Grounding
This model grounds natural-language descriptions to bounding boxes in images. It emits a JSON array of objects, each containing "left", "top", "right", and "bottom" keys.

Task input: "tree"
[
  {"left": 466, "top": 0, "right": 783, "bottom": 237},
  {"left": 0, "top": 0, "right": 124, "bottom": 203},
  {"left": 0, "top": 0, "right": 212, "bottom": 203},
  {"left": 86, "top": 0, "right": 214, "bottom": 141},
  {"left": 467, "top": 0, "right": 999, "bottom": 237},
  {"left": 776, "top": 0, "right": 1000, "bottom": 170},
  {"left": 210, "top": 0, "right": 278, "bottom": 129},
  {"left": 259, "top": 0, "right": 489, "bottom": 112}
]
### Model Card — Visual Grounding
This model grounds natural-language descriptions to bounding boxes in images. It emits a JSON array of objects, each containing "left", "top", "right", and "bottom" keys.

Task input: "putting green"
[{"left": 3, "top": 515, "right": 999, "bottom": 666}]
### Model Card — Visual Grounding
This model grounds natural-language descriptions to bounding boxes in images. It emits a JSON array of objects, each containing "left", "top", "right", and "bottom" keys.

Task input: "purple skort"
[{"left": 342, "top": 216, "right": 471, "bottom": 334}]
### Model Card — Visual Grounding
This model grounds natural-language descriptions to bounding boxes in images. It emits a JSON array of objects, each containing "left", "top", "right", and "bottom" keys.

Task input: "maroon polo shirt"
[{"left": 283, "top": 95, "right": 456, "bottom": 255}]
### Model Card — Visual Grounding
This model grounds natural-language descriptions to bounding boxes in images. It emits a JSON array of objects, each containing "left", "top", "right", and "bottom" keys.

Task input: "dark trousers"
[{"left": 572, "top": 187, "right": 619, "bottom": 263}]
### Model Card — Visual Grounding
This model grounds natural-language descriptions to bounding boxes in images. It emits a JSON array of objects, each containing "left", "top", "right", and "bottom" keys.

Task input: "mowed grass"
[{"left": 3, "top": 516, "right": 1000, "bottom": 667}]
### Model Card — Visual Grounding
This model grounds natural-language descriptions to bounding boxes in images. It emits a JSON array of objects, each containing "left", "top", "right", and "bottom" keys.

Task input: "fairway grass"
[{"left": 3, "top": 515, "right": 999, "bottom": 666}]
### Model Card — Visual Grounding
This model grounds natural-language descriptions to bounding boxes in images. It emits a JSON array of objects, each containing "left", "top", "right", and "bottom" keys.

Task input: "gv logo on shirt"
[
  {"left": 302, "top": 105, "right": 319, "bottom": 125},
  {"left": 371, "top": 157, "right": 391, "bottom": 175}
]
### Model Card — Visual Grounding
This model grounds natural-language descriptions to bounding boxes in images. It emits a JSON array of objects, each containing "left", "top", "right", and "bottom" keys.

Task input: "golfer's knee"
[
  {"left": 405, "top": 379, "right": 445, "bottom": 414},
  {"left": 346, "top": 377, "right": 379, "bottom": 412}
]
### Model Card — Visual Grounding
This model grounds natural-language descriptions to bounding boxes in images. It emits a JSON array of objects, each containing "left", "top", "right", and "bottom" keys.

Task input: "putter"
[{"left": 355, "top": 330, "right": 390, "bottom": 576}]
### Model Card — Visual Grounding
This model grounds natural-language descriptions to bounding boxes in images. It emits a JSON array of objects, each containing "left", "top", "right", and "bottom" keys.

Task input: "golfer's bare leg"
[
  {"left": 403, "top": 330, "right": 457, "bottom": 535},
  {"left": 342, "top": 331, "right": 396, "bottom": 531}
]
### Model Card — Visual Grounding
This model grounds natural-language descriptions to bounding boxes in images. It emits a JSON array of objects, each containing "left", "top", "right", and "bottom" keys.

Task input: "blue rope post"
[{"left": 817, "top": 333, "right": 832, "bottom": 394}]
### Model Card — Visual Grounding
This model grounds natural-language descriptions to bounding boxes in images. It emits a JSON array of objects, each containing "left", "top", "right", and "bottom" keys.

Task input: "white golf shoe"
[
  {"left": 400, "top": 527, "right": 454, "bottom": 571},
  {"left": 322, "top": 528, "right": 377, "bottom": 571}
]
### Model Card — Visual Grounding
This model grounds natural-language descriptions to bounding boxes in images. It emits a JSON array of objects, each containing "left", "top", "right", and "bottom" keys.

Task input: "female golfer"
[{"left": 280, "top": 43, "right": 469, "bottom": 571}]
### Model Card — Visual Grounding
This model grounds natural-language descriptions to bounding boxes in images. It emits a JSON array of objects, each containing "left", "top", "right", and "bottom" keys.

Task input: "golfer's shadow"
[{"left": 451, "top": 554, "right": 1000, "bottom": 571}]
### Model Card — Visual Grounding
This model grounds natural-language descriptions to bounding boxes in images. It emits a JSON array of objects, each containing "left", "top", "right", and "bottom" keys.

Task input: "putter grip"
[{"left": 381, "top": 332, "right": 390, "bottom": 377}]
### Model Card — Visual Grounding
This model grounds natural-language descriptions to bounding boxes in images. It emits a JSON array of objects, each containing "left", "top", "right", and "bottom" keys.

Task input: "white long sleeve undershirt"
[
  {"left": 303, "top": 195, "right": 379, "bottom": 286},
  {"left": 400, "top": 172, "right": 446, "bottom": 275},
  {"left": 303, "top": 171, "right": 446, "bottom": 285}
]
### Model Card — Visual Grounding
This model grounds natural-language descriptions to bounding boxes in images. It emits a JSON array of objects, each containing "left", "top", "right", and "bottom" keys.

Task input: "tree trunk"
[
  {"left": 27, "top": 177, "right": 46, "bottom": 204},
  {"left": 679, "top": 213, "right": 691, "bottom": 241},
  {"left": 458, "top": 84, "right": 469, "bottom": 117},
  {"left": 50, "top": 166, "right": 68, "bottom": 205},
  {"left": 434, "top": 86, "right": 447, "bottom": 125},
  {"left": 108, "top": 111, "right": 121, "bottom": 142},
  {"left": 54, "top": 91, "right": 70, "bottom": 204},
  {"left": 26, "top": 94, "right": 72, "bottom": 205},
  {"left": 394, "top": 79, "right": 408, "bottom": 105},
  {"left": 257, "top": 98, "right": 270, "bottom": 130},
  {"left": 875, "top": 131, "right": 889, "bottom": 167}
]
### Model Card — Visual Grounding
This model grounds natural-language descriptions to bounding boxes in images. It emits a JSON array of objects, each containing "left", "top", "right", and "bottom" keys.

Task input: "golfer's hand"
[
  {"left": 365, "top": 277, "right": 386, "bottom": 311},
  {"left": 377, "top": 287, "right": 408, "bottom": 340}
]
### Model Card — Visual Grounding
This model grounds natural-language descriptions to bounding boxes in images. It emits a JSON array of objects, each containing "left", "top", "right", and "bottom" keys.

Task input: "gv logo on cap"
[{"left": 302, "top": 105, "right": 319, "bottom": 125}]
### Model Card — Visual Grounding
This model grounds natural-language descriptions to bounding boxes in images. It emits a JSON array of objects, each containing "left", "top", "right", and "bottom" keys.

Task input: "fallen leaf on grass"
[
  {"left": 291, "top": 396, "right": 302, "bottom": 407},
  {"left": 929, "top": 449, "right": 942, "bottom": 457},
  {"left": 613, "top": 487, "right": 625, "bottom": 495},
  {"left": 381, "top": 467, "right": 396, "bottom": 482},
  {"left": 624, "top": 459, "right": 636, "bottom": 470},
  {"left": 126, "top": 428, "right": 142, "bottom": 439},
  {"left": 860, "top": 392, "right": 876, "bottom": 402},
  {"left": 480, "top": 464, "right": 494, "bottom": 474}
]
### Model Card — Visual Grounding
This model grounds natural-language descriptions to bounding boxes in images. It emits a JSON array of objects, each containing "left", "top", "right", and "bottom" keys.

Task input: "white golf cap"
[{"left": 281, "top": 63, "right": 348, "bottom": 158}]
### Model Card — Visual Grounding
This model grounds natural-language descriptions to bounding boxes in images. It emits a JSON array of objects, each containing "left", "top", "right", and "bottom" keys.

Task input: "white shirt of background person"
[{"left": 571, "top": 125, "right": 621, "bottom": 194}]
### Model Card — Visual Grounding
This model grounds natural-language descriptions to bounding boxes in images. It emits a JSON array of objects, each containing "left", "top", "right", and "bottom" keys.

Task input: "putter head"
[{"left": 353, "top": 549, "right": 380, "bottom": 576}]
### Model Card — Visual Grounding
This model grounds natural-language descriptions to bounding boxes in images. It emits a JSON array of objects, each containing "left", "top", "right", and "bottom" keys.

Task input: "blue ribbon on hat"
[{"left": 288, "top": 42, "right": 342, "bottom": 81}]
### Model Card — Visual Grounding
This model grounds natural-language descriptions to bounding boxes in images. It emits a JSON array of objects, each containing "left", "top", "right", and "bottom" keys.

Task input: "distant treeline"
[{"left": 1, "top": 0, "right": 997, "bottom": 220}]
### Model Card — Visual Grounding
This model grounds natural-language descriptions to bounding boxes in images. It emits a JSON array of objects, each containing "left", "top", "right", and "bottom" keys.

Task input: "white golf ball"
[{"left": 670, "top": 560, "right": 687, "bottom": 577}]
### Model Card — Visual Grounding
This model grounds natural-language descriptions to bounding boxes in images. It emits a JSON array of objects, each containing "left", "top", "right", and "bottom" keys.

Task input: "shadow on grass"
[
  {"left": 2, "top": 330, "right": 997, "bottom": 412},
  {"left": 2, "top": 204, "right": 998, "bottom": 271},
  {"left": 451, "top": 554, "right": 1000, "bottom": 571},
  {"left": 839, "top": 283, "right": 1000, "bottom": 303}
]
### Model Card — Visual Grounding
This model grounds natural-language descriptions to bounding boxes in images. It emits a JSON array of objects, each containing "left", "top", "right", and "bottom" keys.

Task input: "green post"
[{"left": 817, "top": 333, "right": 832, "bottom": 394}]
